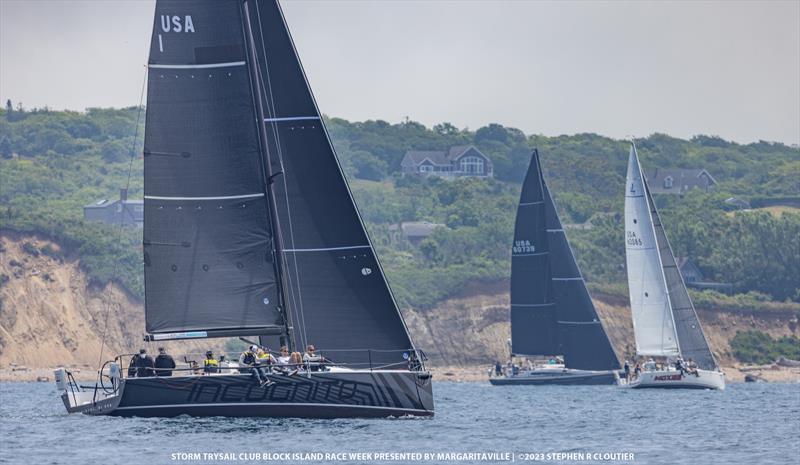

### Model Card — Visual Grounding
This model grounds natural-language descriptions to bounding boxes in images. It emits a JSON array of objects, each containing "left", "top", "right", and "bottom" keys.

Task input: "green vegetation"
[
  {"left": 1, "top": 105, "right": 798, "bottom": 311},
  {"left": 730, "top": 330, "right": 800, "bottom": 364}
]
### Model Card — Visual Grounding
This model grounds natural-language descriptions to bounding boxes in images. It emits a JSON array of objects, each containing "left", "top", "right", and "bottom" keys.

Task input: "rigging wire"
[
  {"left": 253, "top": 1, "right": 309, "bottom": 351},
  {"left": 95, "top": 65, "right": 148, "bottom": 374}
]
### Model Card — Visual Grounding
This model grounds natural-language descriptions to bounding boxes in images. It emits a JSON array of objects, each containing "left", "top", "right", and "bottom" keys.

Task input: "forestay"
[{"left": 645, "top": 166, "right": 717, "bottom": 370}]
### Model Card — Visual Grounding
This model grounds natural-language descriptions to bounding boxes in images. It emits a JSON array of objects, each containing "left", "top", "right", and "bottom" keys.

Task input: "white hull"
[{"left": 621, "top": 368, "right": 725, "bottom": 390}]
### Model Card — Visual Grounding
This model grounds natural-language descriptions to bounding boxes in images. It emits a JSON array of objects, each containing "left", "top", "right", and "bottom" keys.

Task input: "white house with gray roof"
[
  {"left": 401, "top": 145, "right": 493, "bottom": 178},
  {"left": 646, "top": 168, "right": 717, "bottom": 195}
]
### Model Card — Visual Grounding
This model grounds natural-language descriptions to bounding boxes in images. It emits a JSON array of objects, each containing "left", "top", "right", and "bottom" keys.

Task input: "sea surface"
[{"left": 1, "top": 381, "right": 798, "bottom": 465}]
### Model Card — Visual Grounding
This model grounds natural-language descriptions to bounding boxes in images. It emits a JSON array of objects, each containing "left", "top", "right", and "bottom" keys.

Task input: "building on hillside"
[
  {"left": 83, "top": 189, "right": 143, "bottom": 227},
  {"left": 724, "top": 197, "right": 751, "bottom": 210},
  {"left": 676, "top": 256, "right": 733, "bottom": 294},
  {"left": 646, "top": 168, "right": 717, "bottom": 195},
  {"left": 401, "top": 145, "right": 493, "bottom": 178},
  {"left": 389, "top": 221, "right": 446, "bottom": 246}
]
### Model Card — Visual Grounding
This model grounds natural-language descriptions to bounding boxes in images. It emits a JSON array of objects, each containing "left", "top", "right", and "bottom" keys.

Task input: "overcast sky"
[{"left": 1, "top": 0, "right": 798, "bottom": 144}]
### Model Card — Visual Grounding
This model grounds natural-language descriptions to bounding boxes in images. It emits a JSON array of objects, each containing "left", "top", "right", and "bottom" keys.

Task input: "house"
[
  {"left": 646, "top": 168, "right": 717, "bottom": 195},
  {"left": 389, "top": 221, "right": 446, "bottom": 246},
  {"left": 83, "top": 189, "right": 143, "bottom": 227},
  {"left": 401, "top": 145, "right": 493, "bottom": 178},
  {"left": 677, "top": 257, "right": 704, "bottom": 284},
  {"left": 677, "top": 256, "right": 733, "bottom": 294}
]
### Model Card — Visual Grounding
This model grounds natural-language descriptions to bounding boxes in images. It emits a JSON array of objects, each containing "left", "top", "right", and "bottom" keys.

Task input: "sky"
[{"left": 1, "top": 0, "right": 798, "bottom": 145}]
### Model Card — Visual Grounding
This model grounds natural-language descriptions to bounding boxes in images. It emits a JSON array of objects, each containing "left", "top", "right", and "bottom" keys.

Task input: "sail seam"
[
  {"left": 263, "top": 116, "right": 319, "bottom": 122},
  {"left": 514, "top": 252, "right": 548, "bottom": 256},
  {"left": 558, "top": 320, "right": 600, "bottom": 325},
  {"left": 519, "top": 201, "right": 544, "bottom": 206},
  {"left": 283, "top": 245, "right": 371, "bottom": 253},
  {"left": 144, "top": 193, "right": 264, "bottom": 201},
  {"left": 149, "top": 61, "right": 246, "bottom": 69},
  {"left": 552, "top": 277, "right": 583, "bottom": 281},
  {"left": 511, "top": 303, "right": 556, "bottom": 307}
]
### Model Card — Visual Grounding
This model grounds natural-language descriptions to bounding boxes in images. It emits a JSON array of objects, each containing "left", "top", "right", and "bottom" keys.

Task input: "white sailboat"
[{"left": 621, "top": 142, "right": 724, "bottom": 390}]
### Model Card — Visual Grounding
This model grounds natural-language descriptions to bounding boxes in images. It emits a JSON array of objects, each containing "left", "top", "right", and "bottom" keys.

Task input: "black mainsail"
[
  {"left": 143, "top": 0, "right": 416, "bottom": 366},
  {"left": 510, "top": 150, "right": 619, "bottom": 370}
]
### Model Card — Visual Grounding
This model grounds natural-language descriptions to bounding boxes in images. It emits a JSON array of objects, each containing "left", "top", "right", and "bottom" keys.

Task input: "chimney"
[{"left": 120, "top": 188, "right": 128, "bottom": 202}]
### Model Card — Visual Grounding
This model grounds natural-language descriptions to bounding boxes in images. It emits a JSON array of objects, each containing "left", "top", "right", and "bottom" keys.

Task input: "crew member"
[
  {"left": 133, "top": 348, "right": 155, "bottom": 377},
  {"left": 675, "top": 357, "right": 685, "bottom": 375},
  {"left": 276, "top": 346, "right": 291, "bottom": 365},
  {"left": 303, "top": 344, "right": 329, "bottom": 372},
  {"left": 203, "top": 350, "right": 219, "bottom": 374},
  {"left": 623, "top": 360, "right": 631, "bottom": 381},
  {"left": 154, "top": 347, "right": 175, "bottom": 377}
]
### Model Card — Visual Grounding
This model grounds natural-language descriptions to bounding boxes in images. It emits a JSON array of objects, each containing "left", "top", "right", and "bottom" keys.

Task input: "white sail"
[{"left": 624, "top": 144, "right": 680, "bottom": 358}]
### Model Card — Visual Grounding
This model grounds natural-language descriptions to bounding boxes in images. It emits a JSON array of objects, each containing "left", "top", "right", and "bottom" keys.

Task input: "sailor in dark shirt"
[
  {"left": 154, "top": 347, "right": 176, "bottom": 377},
  {"left": 133, "top": 348, "right": 156, "bottom": 377}
]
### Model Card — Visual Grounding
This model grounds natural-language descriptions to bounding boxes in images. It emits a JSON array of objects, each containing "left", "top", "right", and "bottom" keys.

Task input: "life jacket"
[
  {"left": 204, "top": 358, "right": 219, "bottom": 367},
  {"left": 242, "top": 351, "right": 256, "bottom": 366},
  {"left": 257, "top": 353, "right": 273, "bottom": 365}
]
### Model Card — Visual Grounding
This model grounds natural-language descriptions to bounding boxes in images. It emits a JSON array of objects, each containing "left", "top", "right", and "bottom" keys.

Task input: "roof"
[
  {"left": 388, "top": 221, "right": 446, "bottom": 238},
  {"left": 646, "top": 168, "right": 717, "bottom": 192},
  {"left": 83, "top": 199, "right": 143, "bottom": 209},
  {"left": 401, "top": 145, "right": 488, "bottom": 167}
]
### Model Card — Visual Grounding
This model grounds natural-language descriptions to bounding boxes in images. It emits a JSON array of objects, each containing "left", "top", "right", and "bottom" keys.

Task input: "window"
[
  {"left": 459, "top": 156, "right": 484, "bottom": 175},
  {"left": 419, "top": 165, "right": 433, "bottom": 173},
  {"left": 664, "top": 176, "right": 674, "bottom": 189}
]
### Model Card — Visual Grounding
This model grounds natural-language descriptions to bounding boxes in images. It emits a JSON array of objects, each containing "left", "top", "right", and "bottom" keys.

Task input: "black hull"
[
  {"left": 63, "top": 370, "right": 433, "bottom": 418},
  {"left": 489, "top": 370, "right": 617, "bottom": 386}
]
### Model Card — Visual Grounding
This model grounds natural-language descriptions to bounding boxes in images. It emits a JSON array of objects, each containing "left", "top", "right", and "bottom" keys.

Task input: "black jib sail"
[
  {"left": 143, "top": 0, "right": 415, "bottom": 366},
  {"left": 643, "top": 179, "right": 717, "bottom": 370},
  {"left": 511, "top": 150, "right": 620, "bottom": 370},
  {"left": 243, "top": 0, "right": 414, "bottom": 365}
]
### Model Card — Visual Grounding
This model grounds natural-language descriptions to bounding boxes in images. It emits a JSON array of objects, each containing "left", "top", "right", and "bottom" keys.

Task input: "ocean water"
[{"left": 1, "top": 381, "right": 798, "bottom": 465}]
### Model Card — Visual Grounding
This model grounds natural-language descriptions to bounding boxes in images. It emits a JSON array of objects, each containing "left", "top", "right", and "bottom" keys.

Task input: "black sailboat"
[
  {"left": 55, "top": 0, "right": 433, "bottom": 418},
  {"left": 490, "top": 150, "right": 621, "bottom": 385}
]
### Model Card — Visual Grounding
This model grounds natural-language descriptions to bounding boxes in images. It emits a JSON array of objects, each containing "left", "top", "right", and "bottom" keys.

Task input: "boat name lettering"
[
  {"left": 513, "top": 240, "right": 535, "bottom": 254},
  {"left": 160, "top": 15, "right": 195, "bottom": 33}
]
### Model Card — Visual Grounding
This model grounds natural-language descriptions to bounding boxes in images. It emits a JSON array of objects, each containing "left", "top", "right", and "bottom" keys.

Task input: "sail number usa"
[
  {"left": 513, "top": 240, "right": 535, "bottom": 254},
  {"left": 626, "top": 231, "right": 643, "bottom": 247}
]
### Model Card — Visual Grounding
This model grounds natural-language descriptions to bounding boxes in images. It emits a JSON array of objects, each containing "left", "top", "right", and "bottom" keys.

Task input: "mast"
[{"left": 242, "top": 0, "right": 293, "bottom": 351}]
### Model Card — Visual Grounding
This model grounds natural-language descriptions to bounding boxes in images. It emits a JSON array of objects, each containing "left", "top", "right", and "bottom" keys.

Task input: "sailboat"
[
  {"left": 54, "top": 0, "right": 434, "bottom": 417},
  {"left": 489, "top": 150, "right": 621, "bottom": 386},
  {"left": 621, "top": 142, "right": 724, "bottom": 390}
]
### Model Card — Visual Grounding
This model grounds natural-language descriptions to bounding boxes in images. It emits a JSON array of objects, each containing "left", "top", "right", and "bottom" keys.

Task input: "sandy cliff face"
[
  {"left": 1, "top": 234, "right": 797, "bottom": 383},
  {"left": 404, "top": 281, "right": 798, "bottom": 374},
  {"left": 0, "top": 234, "right": 220, "bottom": 372}
]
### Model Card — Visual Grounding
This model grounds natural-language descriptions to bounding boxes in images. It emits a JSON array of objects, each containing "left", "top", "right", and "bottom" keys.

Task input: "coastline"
[{"left": 4, "top": 364, "right": 797, "bottom": 384}]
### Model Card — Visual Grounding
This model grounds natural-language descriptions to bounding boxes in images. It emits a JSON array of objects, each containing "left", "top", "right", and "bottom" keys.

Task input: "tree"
[
  {"left": 433, "top": 122, "right": 459, "bottom": 136},
  {"left": 0, "top": 136, "right": 11, "bottom": 159}
]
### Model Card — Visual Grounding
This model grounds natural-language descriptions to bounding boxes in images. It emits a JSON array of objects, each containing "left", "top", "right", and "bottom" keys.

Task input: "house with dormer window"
[
  {"left": 401, "top": 145, "right": 493, "bottom": 178},
  {"left": 646, "top": 168, "right": 717, "bottom": 195}
]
